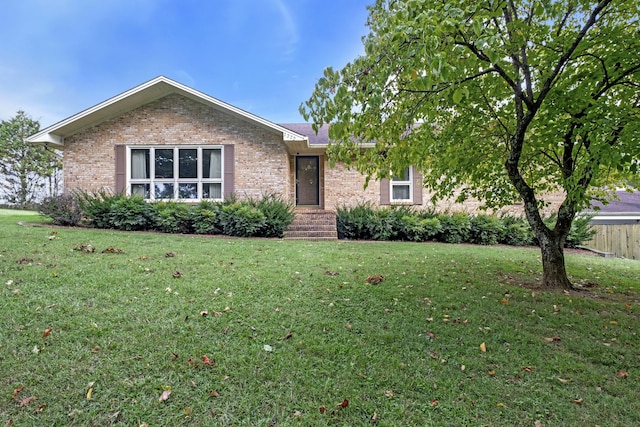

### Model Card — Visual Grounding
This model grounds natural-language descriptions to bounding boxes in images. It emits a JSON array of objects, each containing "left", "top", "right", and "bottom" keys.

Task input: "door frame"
[{"left": 295, "top": 155, "right": 322, "bottom": 207}]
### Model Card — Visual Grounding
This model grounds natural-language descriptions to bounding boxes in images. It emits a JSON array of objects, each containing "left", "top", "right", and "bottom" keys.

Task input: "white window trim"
[
  {"left": 390, "top": 166, "right": 413, "bottom": 203},
  {"left": 126, "top": 145, "right": 224, "bottom": 201}
]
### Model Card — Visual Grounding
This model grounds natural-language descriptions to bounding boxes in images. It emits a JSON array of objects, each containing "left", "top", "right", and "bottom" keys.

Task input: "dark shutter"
[
  {"left": 380, "top": 178, "right": 390, "bottom": 205},
  {"left": 114, "top": 145, "right": 126, "bottom": 193},
  {"left": 412, "top": 168, "right": 423, "bottom": 205},
  {"left": 223, "top": 144, "right": 235, "bottom": 199}
]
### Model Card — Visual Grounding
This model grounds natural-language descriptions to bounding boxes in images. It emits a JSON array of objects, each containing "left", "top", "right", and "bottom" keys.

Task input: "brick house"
[
  {"left": 26, "top": 76, "right": 433, "bottom": 210},
  {"left": 27, "top": 76, "right": 563, "bottom": 236}
]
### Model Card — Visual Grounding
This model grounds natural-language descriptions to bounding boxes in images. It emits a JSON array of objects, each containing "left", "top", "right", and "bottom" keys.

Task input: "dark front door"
[{"left": 296, "top": 156, "right": 320, "bottom": 206}]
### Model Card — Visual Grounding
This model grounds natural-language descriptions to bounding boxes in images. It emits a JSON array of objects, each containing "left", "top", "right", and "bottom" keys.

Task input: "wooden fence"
[{"left": 584, "top": 223, "right": 640, "bottom": 260}]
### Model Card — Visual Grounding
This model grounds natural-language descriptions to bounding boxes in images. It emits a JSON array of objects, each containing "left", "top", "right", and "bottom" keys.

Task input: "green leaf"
[{"left": 452, "top": 88, "right": 463, "bottom": 104}]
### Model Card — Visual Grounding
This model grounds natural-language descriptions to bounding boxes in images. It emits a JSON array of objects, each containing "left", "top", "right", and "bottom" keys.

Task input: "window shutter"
[
  {"left": 114, "top": 145, "right": 126, "bottom": 193},
  {"left": 223, "top": 144, "right": 235, "bottom": 199},
  {"left": 412, "top": 168, "right": 423, "bottom": 205},
  {"left": 380, "top": 178, "right": 390, "bottom": 205}
]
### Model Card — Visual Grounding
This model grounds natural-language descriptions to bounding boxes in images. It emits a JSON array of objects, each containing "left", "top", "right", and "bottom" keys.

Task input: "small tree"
[
  {"left": 301, "top": 0, "right": 639, "bottom": 289},
  {"left": 0, "top": 111, "right": 61, "bottom": 207}
]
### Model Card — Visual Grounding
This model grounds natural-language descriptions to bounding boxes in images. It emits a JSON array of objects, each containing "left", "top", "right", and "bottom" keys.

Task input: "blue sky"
[{"left": 0, "top": 0, "right": 372, "bottom": 127}]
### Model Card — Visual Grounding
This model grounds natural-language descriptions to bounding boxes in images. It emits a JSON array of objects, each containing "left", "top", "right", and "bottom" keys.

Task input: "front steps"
[{"left": 284, "top": 210, "right": 338, "bottom": 240}]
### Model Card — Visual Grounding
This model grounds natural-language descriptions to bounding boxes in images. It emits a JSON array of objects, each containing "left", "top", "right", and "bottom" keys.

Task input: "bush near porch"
[
  {"left": 336, "top": 203, "right": 595, "bottom": 248},
  {"left": 38, "top": 191, "right": 295, "bottom": 238}
]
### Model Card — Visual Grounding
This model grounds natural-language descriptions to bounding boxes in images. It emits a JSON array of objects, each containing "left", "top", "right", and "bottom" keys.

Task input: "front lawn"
[{"left": 1, "top": 213, "right": 638, "bottom": 426}]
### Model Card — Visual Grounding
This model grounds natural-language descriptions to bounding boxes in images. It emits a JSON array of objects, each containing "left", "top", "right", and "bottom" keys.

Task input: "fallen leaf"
[
  {"left": 200, "top": 310, "right": 208, "bottom": 316},
  {"left": 617, "top": 370, "right": 628, "bottom": 378},
  {"left": 42, "top": 327, "right": 53, "bottom": 338},
  {"left": 12, "top": 385, "right": 24, "bottom": 397},
  {"left": 365, "top": 275, "right": 384, "bottom": 284},
  {"left": 294, "top": 410, "right": 302, "bottom": 417},
  {"left": 338, "top": 398, "right": 349, "bottom": 408},
  {"left": 488, "top": 370, "right": 497, "bottom": 376},
  {"left": 521, "top": 366, "right": 534, "bottom": 372},
  {"left": 102, "top": 247, "right": 124, "bottom": 254},
  {"left": 86, "top": 387, "right": 93, "bottom": 400},
  {"left": 165, "top": 252, "right": 175, "bottom": 257},
  {"left": 480, "top": 342, "right": 487, "bottom": 352},
  {"left": 573, "top": 398, "right": 584, "bottom": 405},
  {"left": 172, "top": 352, "right": 179, "bottom": 361},
  {"left": 209, "top": 390, "right": 220, "bottom": 398},
  {"left": 324, "top": 271, "right": 339, "bottom": 276},
  {"left": 172, "top": 271, "right": 182, "bottom": 278},
  {"left": 202, "top": 355, "right": 214, "bottom": 366},
  {"left": 501, "top": 298, "right": 509, "bottom": 305},
  {"left": 283, "top": 332, "right": 293, "bottom": 340},
  {"left": 534, "top": 420, "right": 544, "bottom": 427},
  {"left": 184, "top": 407, "right": 192, "bottom": 416},
  {"left": 159, "top": 390, "right": 171, "bottom": 402},
  {"left": 19, "top": 396, "right": 37, "bottom": 407},
  {"left": 263, "top": 344, "right": 273, "bottom": 352},
  {"left": 385, "top": 390, "right": 393, "bottom": 398},
  {"left": 558, "top": 378, "right": 571, "bottom": 383},
  {"left": 431, "top": 399, "right": 439, "bottom": 406},
  {"left": 496, "top": 402, "right": 505, "bottom": 407},
  {"left": 319, "top": 405, "right": 326, "bottom": 414},
  {"left": 371, "top": 411, "right": 378, "bottom": 423},
  {"left": 544, "top": 336, "right": 561, "bottom": 342}
]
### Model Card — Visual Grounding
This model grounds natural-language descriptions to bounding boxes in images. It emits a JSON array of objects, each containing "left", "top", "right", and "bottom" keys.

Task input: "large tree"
[
  {"left": 301, "top": 0, "right": 640, "bottom": 289},
  {"left": 0, "top": 111, "right": 62, "bottom": 208}
]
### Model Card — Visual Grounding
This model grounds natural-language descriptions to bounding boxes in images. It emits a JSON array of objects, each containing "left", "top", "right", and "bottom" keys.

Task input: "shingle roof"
[
  {"left": 279, "top": 123, "right": 330, "bottom": 145},
  {"left": 589, "top": 190, "right": 640, "bottom": 213}
]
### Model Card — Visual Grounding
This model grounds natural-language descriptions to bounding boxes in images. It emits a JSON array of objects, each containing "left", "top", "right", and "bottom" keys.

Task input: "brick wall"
[
  {"left": 63, "top": 94, "right": 291, "bottom": 200},
  {"left": 321, "top": 160, "right": 564, "bottom": 216}
]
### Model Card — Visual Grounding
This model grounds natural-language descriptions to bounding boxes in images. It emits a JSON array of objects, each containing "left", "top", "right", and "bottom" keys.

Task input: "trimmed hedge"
[
  {"left": 39, "top": 191, "right": 294, "bottom": 238},
  {"left": 336, "top": 203, "right": 594, "bottom": 248}
]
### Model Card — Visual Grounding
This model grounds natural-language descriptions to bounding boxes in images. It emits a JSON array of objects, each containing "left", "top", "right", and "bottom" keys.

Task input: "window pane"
[
  {"left": 392, "top": 185, "right": 410, "bottom": 200},
  {"left": 179, "top": 149, "right": 197, "bottom": 178},
  {"left": 131, "top": 149, "right": 149, "bottom": 179},
  {"left": 131, "top": 183, "right": 150, "bottom": 199},
  {"left": 155, "top": 183, "right": 174, "bottom": 199},
  {"left": 203, "top": 149, "right": 222, "bottom": 179},
  {"left": 392, "top": 167, "right": 410, "bottom": 181},
  {"left": 178, "top": 183, "right": 198, "bottom": 199},
  {"left": 203, "top": 183, "right": 222, "bottom": 199},
  {"left": 155, "top": 149, "right": 174, "bottom": 179}
]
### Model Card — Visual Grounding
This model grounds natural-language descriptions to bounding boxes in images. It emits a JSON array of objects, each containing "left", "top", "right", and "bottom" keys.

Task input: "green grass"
[{"left": 1, "top": 211, "right": 638, "bottom": 426}]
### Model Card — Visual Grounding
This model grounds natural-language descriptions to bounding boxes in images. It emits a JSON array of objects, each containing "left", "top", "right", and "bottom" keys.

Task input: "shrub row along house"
[{"left": 27, "top": 76, "right": 564, "bottom": 238}]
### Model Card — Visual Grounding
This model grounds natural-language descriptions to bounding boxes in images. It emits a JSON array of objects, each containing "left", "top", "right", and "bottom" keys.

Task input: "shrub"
[
  {"left": 108, "top": 196, "right": 154, "bottom": 231},
  {"left": 336, "top": 202, "right": 377, "bottom": 240},
  {"left": 499, "top": 214, "right": 535, "bottom": 246},
  {"left": 249, "top": 194, "right": 295, "bottom": 238},
  {"left": 566, "top": 214, "right": 596, "bottom": 248},
  {"left": 38, "top": 194, "right": 81, "bottom": 226},
  {"left": 190, "top": 201, "right": 220, "bottom": 234},
  {"left": 219, "top": 203, "right": 266, "bottom": 237},
  {"left": 470, "top": 214, "right": 505, "bottom": 245},
  {"left": 437, "top": 212, "right": 472, "bottom": 243},
  {"left": 75, "top": 189, "right": 125, "bottom": 229},
  {"left": 151, "top": 201, "right": 193, "bottom": 234},
  {"left": 369, "top": 208, "right": 399, "bottom": 240}
]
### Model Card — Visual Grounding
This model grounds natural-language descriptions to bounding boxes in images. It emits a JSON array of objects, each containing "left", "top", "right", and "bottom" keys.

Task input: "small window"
[
  {"left": 390, "top": 167, "right": 412, "bottom": 202},
  {"left": 128, "top": 146, "right": 223, "bottom": 201}
]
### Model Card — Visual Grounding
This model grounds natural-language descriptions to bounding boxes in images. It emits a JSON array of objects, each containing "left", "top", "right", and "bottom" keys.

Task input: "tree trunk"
[{"left": 536, "top": 231, "right": 573, "bottom": 289}]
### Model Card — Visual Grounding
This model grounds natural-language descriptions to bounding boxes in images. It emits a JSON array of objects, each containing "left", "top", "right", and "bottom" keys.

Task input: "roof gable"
[{"left": 27, "top": 76, "right": 307, "bottom": 146}]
